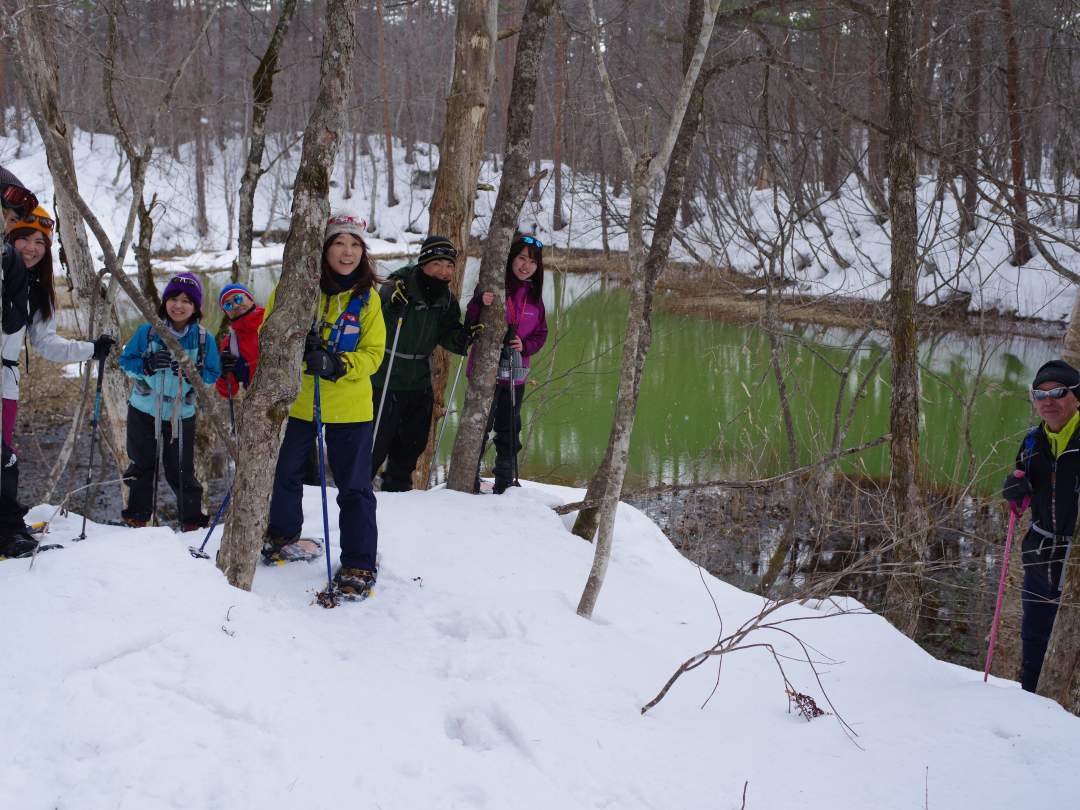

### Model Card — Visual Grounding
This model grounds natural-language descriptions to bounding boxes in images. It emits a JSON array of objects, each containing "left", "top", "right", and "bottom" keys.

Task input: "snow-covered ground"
[
  {"left": 3, "top": 125, "right": 1078, "bottom": 323},
  {"left": 3, "top": 484, "right": 1078, "bottom": 809}
]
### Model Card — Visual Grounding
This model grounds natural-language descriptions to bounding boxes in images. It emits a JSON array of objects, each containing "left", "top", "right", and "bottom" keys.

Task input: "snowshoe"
[
  {"left": 0, "top": 530, "right": 62, "bottom": 559},
  {"left": 332, "top": 567, "right": 376, "bottom": 601},
  {"left": 262, "top": 535, "right": 323, "bottom": 565}
]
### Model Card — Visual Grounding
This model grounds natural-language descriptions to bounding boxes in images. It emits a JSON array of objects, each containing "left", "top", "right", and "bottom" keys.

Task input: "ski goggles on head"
[
  {"left": 1031, "top": 386, "right": 1075, "bottom": 401},
  {"left": 221, "top": 293, "right": 250, "bottom": 312},
  {"left": 519, "top": 235, "right": 543, "bottom": 250},
  {"left": 0, "top": 185, "right": 38, "bottom": 217}
]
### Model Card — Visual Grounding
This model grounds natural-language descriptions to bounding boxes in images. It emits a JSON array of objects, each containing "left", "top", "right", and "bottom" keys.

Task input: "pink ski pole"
[{"left": 984, "top": 474, "right": 1029, "bottom": 682}]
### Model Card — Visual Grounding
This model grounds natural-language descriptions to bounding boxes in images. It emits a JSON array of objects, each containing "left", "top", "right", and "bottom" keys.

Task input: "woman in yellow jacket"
[{"left": 265, "top": 212, "right": 386, "bottom": 597}]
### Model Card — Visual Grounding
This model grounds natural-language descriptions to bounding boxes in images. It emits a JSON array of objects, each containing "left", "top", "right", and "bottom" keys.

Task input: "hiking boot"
[
  {"left": 181, "top": 514, "right": 209, "bottom": 533},
  {"left": 261, "top": 531, "right": 299, "bottom": 562},
  {"left": 122, "top": 516, "right": 149, "bottom": 529},
  {"left": 333, "top": 567, "right": 376, "bottom": 599},
  {"left": 0, "top": 529, "right": 39, "bottom": 558}
]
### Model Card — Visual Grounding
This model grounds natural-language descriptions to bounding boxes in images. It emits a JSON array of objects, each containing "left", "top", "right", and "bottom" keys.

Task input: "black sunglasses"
[
  {"left": 1032, "top": 386, "right": 1074, "bottom": 401},
  {"left": 19, "top": 213, "right": 54, "bottom": 230}
]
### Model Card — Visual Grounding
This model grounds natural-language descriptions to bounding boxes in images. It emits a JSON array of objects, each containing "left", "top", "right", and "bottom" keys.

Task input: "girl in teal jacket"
[{"left": 118, "top": 272, "right": 220, "bottom": 529}]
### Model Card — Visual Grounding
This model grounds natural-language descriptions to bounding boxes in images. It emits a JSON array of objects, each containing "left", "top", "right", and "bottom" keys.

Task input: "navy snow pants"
[{"left": 268, "top": 416, "right": 378, "bottom": 572}]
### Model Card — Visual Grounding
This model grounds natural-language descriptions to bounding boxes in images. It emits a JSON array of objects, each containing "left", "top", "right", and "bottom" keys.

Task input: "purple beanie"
[{"left": 160, "top": 272, "right": 203, "bottom": 316}]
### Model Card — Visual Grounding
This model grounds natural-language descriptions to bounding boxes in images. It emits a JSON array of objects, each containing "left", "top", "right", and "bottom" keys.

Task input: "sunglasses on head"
[
  {"left": 519, "top": 235, "right": 543, "bottom": 250},
  {"left": 19, "top": 213, "right": 54, "bottom": 230},
  {"left": 1, "top": 185, "right": 39, "bottom": 217},
  {"left": 221, "top": 293, "right": 250, "bottom": 312},
  {"left": 1032, "top": 386, "right": 1074, "bottom": 401}
]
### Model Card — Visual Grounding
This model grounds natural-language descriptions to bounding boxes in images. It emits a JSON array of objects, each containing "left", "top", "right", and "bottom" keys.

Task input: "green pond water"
[{"left": 128, "top": 261, "right": 1052, "bottom": 494}]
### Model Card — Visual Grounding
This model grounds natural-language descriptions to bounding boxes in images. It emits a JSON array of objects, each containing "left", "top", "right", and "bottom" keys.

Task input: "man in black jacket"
[
  {"left": 370, "top": 236, "right": 474, "bottom": 491},
  {"left": 1003, "top": 359, "right": 1080, "bottom": 691}
]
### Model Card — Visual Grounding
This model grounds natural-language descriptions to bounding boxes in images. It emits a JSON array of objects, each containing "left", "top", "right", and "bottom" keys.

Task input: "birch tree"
[
  {"left": 574, "top": 0, "right": 725, "bottom": 619},
  {"left": 216, "top": 0, "right": 358, "bottom": 591}
]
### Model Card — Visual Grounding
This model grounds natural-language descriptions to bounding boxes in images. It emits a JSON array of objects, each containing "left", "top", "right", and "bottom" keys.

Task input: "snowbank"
[{"left": 3, "top": 484, "right": 1077, "bottom": 809}]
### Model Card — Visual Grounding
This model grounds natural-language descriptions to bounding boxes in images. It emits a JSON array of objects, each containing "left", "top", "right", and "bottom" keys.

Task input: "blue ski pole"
[{"left": 314, "top": 373, "right": 336, "bottom": 604}]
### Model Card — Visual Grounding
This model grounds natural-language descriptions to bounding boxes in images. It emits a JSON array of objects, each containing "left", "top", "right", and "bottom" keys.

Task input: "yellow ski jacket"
[{"left": 265, "top": 283, "right": 386, "bottom": 423}]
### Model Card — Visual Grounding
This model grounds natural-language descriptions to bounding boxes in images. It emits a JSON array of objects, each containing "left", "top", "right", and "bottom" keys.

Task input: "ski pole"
[
  {"left": 314, "top": 374, "right": 335, "bottom": 601},
  {"left": 191, "top": 373, "right": 238, "bottom": 559},
  {"left": 175, "top": 366, "right": 187, "bottom": 531},
  {"left": 150, "top": 376, "right": 165, "bottom": 526},
  {"left": 74, "top": 352, "right": 108, "bottom": 541},
  {"left": 428, "top": 357, "right": 464, "bottom": 488},
  {"left": 373, "top": 314, "right": 404, "bottom": 442},
  {"left": 509, "top": 350, "right": 521, "bottom": 487},
  {"left": 984, "top": 487, "right": 1030, "bottom": 682}
]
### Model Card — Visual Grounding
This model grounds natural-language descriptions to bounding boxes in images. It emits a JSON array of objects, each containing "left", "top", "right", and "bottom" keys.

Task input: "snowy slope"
[{"left": 3, "top": 484, "right": 1078, "bottom": 810}]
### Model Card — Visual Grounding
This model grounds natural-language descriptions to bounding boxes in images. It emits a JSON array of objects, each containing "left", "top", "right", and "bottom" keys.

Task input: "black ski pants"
[
  {"left": 479, "top": 383, "right": 524, "bottom": 487},
  {"left": 1020, "top": 537, "right": 1065, "bottom": 692},
  {"left": 371, "top": 388, "right": 433, "bottom": 492},
  {"left": 122, "top": 404, "right": 205, "bottom": 526},
  {"left": 0, "top": 439, "right": 28, "bottom": 535},
  {"left": 268, "top": 416, "right": 378, "bottom": 572}
]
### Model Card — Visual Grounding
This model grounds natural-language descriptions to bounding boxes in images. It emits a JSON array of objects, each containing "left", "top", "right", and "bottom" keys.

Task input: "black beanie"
[
  {"left": 418, "top": 235, "right": 457, "bottom": 267},
  {"left": 1032, "top": 359, "right": 1080, "bottom": 390}
]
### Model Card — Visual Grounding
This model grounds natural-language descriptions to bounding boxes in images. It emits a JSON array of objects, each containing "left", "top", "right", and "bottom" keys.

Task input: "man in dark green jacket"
[{"left": 371, "top": 235, "right": 473, "bottom": 491}]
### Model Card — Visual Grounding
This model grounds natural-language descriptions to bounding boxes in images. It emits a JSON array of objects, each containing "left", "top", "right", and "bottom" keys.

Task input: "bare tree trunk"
[
  {"left": 6, "top": 1, "right": 129, "bottom": 477},
  {"left": 576, "top": 0, "right": 721, "bottom": 618},
  {"left": 194, "top": 117, "right": 210, "bottom": 239},
  {"left": 446, "top": 0, "right": 557, "bottom": 493},
  {"left": 1000, "top": 0, "right": 1032, "bottom": 265},
  {"left": 234, "top": 0, "right": 298, "bottom": 286},
  {"left": 598, "top": 128, "right": 611, "bottom": 258},
  {"left": 881, "top": 0, "right": 928, "bottom": 639},
  {"left": 375, "top": 0, "right": 399, "bottom": 207},
  {"left": 1037, "top": 547, "right": 1080, "bottom": 713},
  {"left": 217, "top": 0, "right": 358, "bottom": 591},
  {"left": 959, "top": 10, "right": 983, "bottom": 241},
  {"left": 552, "top": 11, "right": 566, "bottom": 232},
  {"left": 866, "top": 48, "right": 889, "bottom": 216},
  {"left": 1063, "top": 293, "right": 1080, "bottom": 367},
  {"left": 414, "top": 0, "right": 498, "bottom": 490}
]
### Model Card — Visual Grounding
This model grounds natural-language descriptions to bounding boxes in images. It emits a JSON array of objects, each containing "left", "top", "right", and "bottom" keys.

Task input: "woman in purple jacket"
[{"left": 465, "top": 235, "right": 548, "bottom": 493}]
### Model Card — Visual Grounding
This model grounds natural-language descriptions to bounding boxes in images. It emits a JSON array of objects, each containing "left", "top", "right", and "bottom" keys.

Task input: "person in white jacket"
[
  {"left": 2, "top": 206, "right": 114, "bottom": 445},
  {"left": 0, "top": 206, "right": 113, "bottom": 557}
]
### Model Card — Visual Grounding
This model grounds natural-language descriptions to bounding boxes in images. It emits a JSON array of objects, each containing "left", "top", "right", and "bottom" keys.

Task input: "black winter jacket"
[
  {"left": 370, "top": 265, "right": 470, "bottom": 393},
  {"left": 1, "top": 244, "right": 29, "bottom": 336},
  {"left": 1014, "top": 424, "right": 1080, "bottom": 581}
]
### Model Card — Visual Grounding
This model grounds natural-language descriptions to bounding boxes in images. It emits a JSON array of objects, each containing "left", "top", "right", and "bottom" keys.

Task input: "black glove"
[
  {"left": 304, "top": 330, "right": 325, "bottom": 355},
  {"left": 1002, "top": 471, "right": 1032, "bottom": 506},
  {"left": 221, "top": 352, "right": 238, "bottom": 374},
  {"left": 391, "top": 279, "right": 409, "bottom": 306},
  {"left": 92, "top": 334, "right": 116, "bottom": 361},
  {"left": 304, "top": 348, "right": 346, "bottom": 381},
  {"left": 467, "top": 322, "right": 484, "bottom": 344},
  {"left": 144, "top": 349, "right": 176, "bottom": 374}
]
